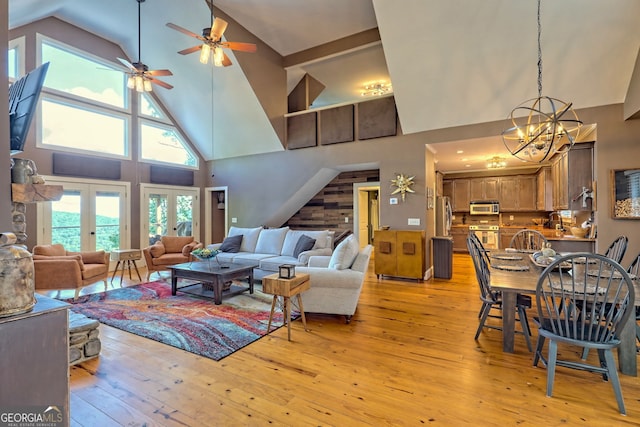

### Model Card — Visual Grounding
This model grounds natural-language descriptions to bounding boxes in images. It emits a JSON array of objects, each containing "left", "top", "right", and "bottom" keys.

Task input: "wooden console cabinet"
[
  {"left": 374, "top": 230, "right": 425, "bottom": 280},
  {"left": 0, "top": 295, "right": 70, "bottom": 425}
]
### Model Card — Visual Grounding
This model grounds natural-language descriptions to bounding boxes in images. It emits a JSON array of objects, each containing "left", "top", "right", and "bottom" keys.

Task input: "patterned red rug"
[{"left": 63, "top": 281, "right": 290, "bottom": 361}]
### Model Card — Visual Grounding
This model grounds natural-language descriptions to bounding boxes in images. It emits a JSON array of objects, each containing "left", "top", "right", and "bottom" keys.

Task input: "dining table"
[{"left": 488, "top": 250, "right": 638, "bottom": 377}]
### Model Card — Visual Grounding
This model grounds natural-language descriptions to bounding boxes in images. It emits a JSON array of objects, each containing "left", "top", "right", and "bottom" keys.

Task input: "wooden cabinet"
[
  {"left": 470, "top": 178, "right": 500, "bottom": 201},
  {"left": 451, "top": 179, "right": 470, "bottom": 211},
  {"left": 0, "top": 296, "right": 70, "bottom": 422},
  {"left": 499, "top": 177, "right": 519, "bottom": 211},
  {"left": 518, "top": 175, "right": 537, "bottom": 211},
  {"left": 451, "top": 227, "right": 469, "bottom": 253},
  {"left": 374, "top": 230, "right": 426, "bottom": 279},
  {"left": 499, "top": 227, "right": 523, "bottom": 249},
  {"left": 551, "top": 143, "right": 594, "bottom": 211},
  {"left": 536, "top": 167, "right": 553, "bottom": 211},
  {"left": 499, "top": 175, "right": 536, "bottom": 212}
]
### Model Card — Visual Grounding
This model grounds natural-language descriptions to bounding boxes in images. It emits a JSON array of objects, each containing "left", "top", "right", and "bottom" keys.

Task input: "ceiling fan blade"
[
  {"left": 147, "top": 69, "right": 173, "bottom": 77},
  {"left": 221, "top": 52, "right": 233, "bottom": 67},
  {"left": 117, "top": 57, "right": 136, "bottom": 71},
  {"left": 210, "top": 17, "right": 228, "bottom": 41},
  {"left": 166, "top": 22, "right": 204, "bottom": 41},
  {"left": 149, "top": 78, "right": 173, "bottom": 90},
  {"left": 178, "top": 45, "right": 202, "bottom": 55},
  {"left": 222, "top": 42, "right": 257, "bottom": 53}
]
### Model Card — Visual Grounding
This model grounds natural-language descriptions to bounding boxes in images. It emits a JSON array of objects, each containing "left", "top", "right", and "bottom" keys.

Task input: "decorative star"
[{"left": 390, "top": 173, "right": 415, "bottom": 202}]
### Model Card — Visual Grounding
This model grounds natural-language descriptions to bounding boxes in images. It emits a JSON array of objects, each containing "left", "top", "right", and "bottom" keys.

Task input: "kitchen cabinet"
[
  {"left": 536, "top": 167, "right": 553, "bottom": 211},
  {"left": 499, "top": 175, "right": 536, "bottom": 212},
  {"left": 499, "top": 227, "right": 523, "bottom": 250},
  {"left": 551, "top": 142, "right": 594, "bottom": 211},
  {"left": 451, "top": 227, "right": 469, "bottom": 253},
  {"left": 374, "top": 230, "right": 426, "bottom": 280},
  {"left": 470, "top": 178, "right": 500, "bottom": 201},
  {"left": 452, "top": 179, "right": 470, "bottom": 212}
]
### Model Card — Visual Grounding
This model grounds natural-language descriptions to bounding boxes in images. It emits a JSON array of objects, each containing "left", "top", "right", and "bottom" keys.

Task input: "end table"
[
  {"left": 262, "top": 273, "right": 310, "bottom": 341},
  {"left": 110, "top": 249, "right": 142, "bottom": 284}
]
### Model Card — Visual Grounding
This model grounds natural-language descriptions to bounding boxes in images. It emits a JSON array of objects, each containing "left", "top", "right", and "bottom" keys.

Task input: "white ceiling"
[{"left": 8, "top": 0, "right": 640, "bottom": 171}]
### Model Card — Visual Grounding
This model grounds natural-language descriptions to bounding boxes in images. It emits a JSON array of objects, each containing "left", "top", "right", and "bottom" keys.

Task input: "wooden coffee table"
[{"left": 168, "top": 262, "right": 257, "bottom": 305}]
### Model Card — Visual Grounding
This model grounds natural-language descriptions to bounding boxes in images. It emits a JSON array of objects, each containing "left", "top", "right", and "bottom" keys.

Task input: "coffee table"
[{"left": 168, "top": 261, "right": 257, "bottom": 305}]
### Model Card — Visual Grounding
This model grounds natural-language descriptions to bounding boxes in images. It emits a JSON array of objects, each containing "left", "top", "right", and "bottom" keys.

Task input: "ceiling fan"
[
  {"left": 166, "top": 0, "right": 257, "bottom": 67},
  {"left": 118, "top": 0, "right": 173, "bottom": 92}
]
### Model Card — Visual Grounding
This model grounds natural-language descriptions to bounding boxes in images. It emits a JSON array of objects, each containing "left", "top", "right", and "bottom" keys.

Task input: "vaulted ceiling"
[{"left": 8, "top": 0, "right": 640, "bottom": 171}]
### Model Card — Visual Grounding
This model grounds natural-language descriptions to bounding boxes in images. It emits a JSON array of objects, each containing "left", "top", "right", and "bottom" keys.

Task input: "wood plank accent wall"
[{"left": 284, "top": 169, "right": 379, "bottom": 231}]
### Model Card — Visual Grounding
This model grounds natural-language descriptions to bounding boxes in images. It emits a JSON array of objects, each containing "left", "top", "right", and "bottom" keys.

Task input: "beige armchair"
[
  {"left": 32, "top": 243, "right": 110, "bottom": 300},
  {"left": 142, "top": 235, "right": 203, "bottom": 281}
]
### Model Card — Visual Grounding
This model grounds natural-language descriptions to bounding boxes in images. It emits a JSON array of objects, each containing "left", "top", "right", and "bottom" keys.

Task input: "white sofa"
[
  {"left": 207, "top": 226, "right": 334, "bottom": 280},
  {"left": 296, "top": 241, "right": 373, "bottom": 323}
]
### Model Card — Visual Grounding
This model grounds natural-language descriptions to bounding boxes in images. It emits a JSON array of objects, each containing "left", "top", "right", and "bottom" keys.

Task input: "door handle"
[{"left": 90, "top": 231, "right": 95, "bottom": 235}]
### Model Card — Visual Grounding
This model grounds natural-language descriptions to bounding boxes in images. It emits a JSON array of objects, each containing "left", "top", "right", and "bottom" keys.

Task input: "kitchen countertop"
[{"left": 452, "top": 224, "right": 595, "bottom": 241}]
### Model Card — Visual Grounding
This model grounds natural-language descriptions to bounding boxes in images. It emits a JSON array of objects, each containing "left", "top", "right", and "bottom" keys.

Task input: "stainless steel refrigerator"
[{"left": 435, "top": 196, "right": 452, "bottom": 237}]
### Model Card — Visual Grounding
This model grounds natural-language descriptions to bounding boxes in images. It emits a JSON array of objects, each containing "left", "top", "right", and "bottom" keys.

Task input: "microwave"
[{"left": 469, "top": 201, "right": 499, "bottom": 215}]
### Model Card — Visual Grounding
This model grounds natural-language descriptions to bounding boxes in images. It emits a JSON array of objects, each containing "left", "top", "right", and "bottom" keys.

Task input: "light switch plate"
[
  {"left": 390, "top": 198, "right": 398, "bottom": 205},
  {"left": 408, "top": 218, "right": 420, "bottom": 226},
  {"left": 231, "top": 217, "right": 238, "bottom": 223}
]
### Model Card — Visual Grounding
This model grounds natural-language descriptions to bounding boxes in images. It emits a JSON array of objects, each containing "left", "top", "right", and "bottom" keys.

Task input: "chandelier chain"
[{"left": 537, "top": 0, "right": 542, "bottom": 98}]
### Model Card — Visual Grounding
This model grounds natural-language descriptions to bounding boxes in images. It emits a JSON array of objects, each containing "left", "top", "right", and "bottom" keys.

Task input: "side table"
[
  {"left": 110, "top": 249, "right": 142, "bottom": 284},
  {"left": 262, "top": 273, "right": 310, "bottom": 341}
]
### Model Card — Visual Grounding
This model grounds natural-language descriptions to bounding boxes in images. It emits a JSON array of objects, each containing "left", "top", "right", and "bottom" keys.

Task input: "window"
[
  {"left": 37, "top": 34, "right": 130, "bottom": 158},
  {"left": 8, "top": 36, "right": 25, "bottom": 80},
  {"left": 40, "top": 38, "right": 126, "bottom": 108},
  {"left": 41, "top": 96, "right": 127, "bottom": 156},
  {"left": 140, "top": 120, "right": 197, "bottom": 168}
]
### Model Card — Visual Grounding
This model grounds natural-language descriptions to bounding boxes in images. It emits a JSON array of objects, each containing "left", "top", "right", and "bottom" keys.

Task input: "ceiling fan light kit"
[
  {"left": 118, "top": 0, "right": 173, "bottom": 92},
  {"left": 502, "top": 0, "right": 582, "bottom": 163},
  {"left": 167, "top": 0, "right": 256, "bottom": 68}
]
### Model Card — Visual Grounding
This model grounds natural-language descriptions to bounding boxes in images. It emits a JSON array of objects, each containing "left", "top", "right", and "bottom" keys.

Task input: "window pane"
[
  {"left": 42, "top": 98, "right": 127, "bottom": 156},
  {"left": 176, "top": 195, "right": 193, "bottom": 236},
  {"left": 41, "top": 41, "right": 126, "bottom": 108},
  {"left": 140, "top": 122, "right": 197, "bottom": 167},
  {"left": 140, "top": 93, "right": 166, "bottom": 119},
  {"left": 148, "top": 194, "right": 168, "bottom": 245},
  {"left": 51, "top": 191, "right": 81, "bottom": 252},
  {"left": 96, "top": 191, "right": 121, "bottom": 251},
  {"left": 8, "top": 47, "right": 17, "bottom": 79}
]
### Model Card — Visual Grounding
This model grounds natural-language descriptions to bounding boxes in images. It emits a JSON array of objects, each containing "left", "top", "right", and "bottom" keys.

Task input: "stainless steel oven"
[{"left": 469, "top": 225, "right": 500, "bottom": 250}]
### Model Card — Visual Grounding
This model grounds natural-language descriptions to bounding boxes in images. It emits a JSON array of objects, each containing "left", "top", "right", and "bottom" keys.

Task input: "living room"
[{"left": 3, "top": 1, "right": 640, "bottom": 424}]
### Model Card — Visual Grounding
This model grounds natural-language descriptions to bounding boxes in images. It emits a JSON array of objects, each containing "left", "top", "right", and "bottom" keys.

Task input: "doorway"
[
  {"left": 353, "top": 182, "right": 380, "bottom": 248},
  {"left": 204, "top": 186, "right": 228, "bottom": 245}
]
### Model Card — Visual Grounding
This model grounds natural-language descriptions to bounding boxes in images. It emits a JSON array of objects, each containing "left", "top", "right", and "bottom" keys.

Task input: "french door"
[
  {"left": 37, "top": 178, "right": 129, "bottom": 252},
  {"left": 140, "top": 184, "right": 199, "bottom": 248}
]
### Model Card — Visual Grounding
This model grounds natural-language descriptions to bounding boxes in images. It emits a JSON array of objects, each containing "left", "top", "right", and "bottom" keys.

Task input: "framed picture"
[{"left": 610, "top": 169, "right": 640, "bottom": 219}]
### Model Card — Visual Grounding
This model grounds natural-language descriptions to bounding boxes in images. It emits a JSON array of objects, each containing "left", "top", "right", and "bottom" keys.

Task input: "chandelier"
[
  {"left": 361, "top": 82, "right": 392, "bottom": 97},
  {"left": 486, "top": 156, "right": 507, "bottom": 169},
  {"left": 502, "top": 0, "right": 582, "bottom": 163}
]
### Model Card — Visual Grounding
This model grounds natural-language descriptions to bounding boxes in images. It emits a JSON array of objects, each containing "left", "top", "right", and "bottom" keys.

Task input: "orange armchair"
[
  {"left": 32, "top": 243, "right": 110, "bottom": 300},
  {"left": 142, "top": 236, "right": 203, "bottom": 281}
]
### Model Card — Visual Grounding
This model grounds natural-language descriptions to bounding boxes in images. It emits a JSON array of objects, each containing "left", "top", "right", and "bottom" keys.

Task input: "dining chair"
[
  {"left": 509, "top": 229, "right": 548, "bottom": 252},
  {"left": 533, "top": 253, "right": 635, "bottom": 415},
  {"left": 466, "top": 236, "right": 532, "bottom": 351},
  {"left": 468, "top": 231, "right": 492, "bottom": 318},
  {"left": 626, "top": 253, "right": 640, "bottom": 346},
  {"left": 602, "top": 235, "right": 628, "bottom": 263}
]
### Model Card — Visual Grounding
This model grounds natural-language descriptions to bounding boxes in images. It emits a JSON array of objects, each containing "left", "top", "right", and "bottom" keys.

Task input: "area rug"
[{"left": 62, "top": 281, "right": 293, "bottom": 361}]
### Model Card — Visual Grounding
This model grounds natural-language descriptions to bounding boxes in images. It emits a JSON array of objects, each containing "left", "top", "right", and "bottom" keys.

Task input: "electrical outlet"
[
  {"left": 390, "top": 198, "right": 398, "bottom": 205},
  {"left": 231, "top": 217, "right": 238, "bottom": 223},
  {"left": 509, "top": 215, "right": 514, "bottom": 221},
  {"left": 345, "top": 217, "right": 349, "bottom": 223}
]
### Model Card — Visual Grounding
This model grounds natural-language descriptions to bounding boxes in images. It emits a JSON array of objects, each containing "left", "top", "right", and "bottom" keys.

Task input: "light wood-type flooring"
[{"left": 40, "top": 253, "right": 640, "bottom": 426}]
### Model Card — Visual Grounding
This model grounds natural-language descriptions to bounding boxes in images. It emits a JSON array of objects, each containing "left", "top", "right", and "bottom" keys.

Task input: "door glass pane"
[
  {"left": 95, "top": 191, "right": 120, "bottom": 251},
  {"left": 148, "top": 193, "right": 168, "bottom": 245},
  {"left": 51, "top": 190, "right": 81, "bottom": 251},
  {"left": 176, "top": 195, "right": 193, "bottom": 236}
]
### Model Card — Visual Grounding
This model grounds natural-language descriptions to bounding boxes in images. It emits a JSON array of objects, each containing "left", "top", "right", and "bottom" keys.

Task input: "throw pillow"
[
  {"left": 78, "top": 250, "right": 106, "bottom": 265},
  {"left": 293, "top": 235, "right": 316, "bottom": 258},
  {"left": 219, "top": 234, "right": 243, "bottom": 252},
  {"left": 328, "top": 235, "right": 360, "bottom": 270},
  {"left": 149, "top": 242, "right": 166, "bottom": 258}
]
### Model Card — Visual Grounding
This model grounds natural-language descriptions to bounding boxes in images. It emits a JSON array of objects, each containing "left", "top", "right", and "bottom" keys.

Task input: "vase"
[
  {"left": 11, "top": 158, "right": 36, "bottom": 184},
  {"left": 0, "top": 232, "right": 35, "bottom": 317}
]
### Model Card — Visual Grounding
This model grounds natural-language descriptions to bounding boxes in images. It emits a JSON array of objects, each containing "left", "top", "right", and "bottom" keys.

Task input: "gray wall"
[{"left": 0, "top": 0, "right": 11, "bottom": 233}]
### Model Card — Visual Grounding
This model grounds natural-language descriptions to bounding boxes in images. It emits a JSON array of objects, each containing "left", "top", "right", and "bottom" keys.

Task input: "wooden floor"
[{"left": 42, "top": 253, "right": 640, "bottom": 426}]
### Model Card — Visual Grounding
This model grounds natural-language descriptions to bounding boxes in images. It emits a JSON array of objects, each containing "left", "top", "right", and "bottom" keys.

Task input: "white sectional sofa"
[{"left": 207, "top": 226, "right": 334, "bottom": 280}]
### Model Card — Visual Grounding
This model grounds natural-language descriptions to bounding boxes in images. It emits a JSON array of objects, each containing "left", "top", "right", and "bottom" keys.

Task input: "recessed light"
[
  {"left": 456, "top": 150, "right": 464, "bottom": 154},
  {"left": 465, "top": 164, "right": 471, "bottom": 168}
]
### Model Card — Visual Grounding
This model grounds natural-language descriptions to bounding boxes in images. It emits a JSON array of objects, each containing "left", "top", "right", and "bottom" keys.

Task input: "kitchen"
[{"left": 436, "top": 142, "right": 596, "bottom": 254}]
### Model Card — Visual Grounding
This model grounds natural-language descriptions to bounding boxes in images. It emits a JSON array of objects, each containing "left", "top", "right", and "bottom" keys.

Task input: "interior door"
[{"left": 141, "top": 184, "right": 199, "bottom": 248}]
